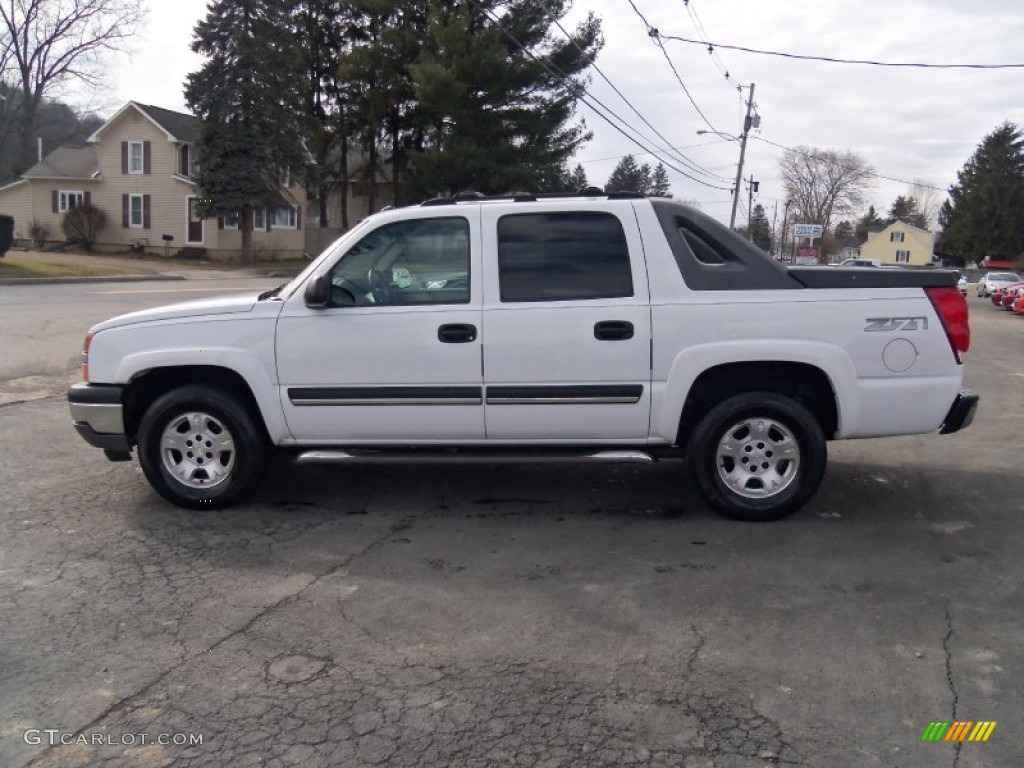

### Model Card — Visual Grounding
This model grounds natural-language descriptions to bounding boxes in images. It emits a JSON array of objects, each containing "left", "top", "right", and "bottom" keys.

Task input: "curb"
[{"left": 0, "top": 274, "right": 187, "bottom": 286}]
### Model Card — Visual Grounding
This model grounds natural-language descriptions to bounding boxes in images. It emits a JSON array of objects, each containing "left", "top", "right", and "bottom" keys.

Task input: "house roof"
[
  {"left": 22, "top": 146, "right": 99, "bottom": 179},
  {"left": 87, "top": 101, "right": 200, "bottom": 144},
  {"left": 886, "top": 219, "right": 931, "bottom": 235},
  {"left": 134, "top": 103, "right": 200, "bottom": 143}
]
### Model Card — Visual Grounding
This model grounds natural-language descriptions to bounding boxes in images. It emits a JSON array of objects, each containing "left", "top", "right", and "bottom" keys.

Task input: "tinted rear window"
[{"left": 497, "top": 212, "right": 633, "bottom": 302}]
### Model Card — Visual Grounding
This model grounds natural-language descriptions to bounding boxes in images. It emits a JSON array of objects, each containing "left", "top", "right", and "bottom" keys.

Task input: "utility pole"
[
  {"left": 729, "top": 82, "right": 755, "bottom": 230},
  {"left": 746, "top": 175, "right": 758, "bottom": 240},
  {"left": 779, "top": 199, "right": 792, "bottom": 262},
  {"left": 771, "top": 201, "right": 778, "bottom": 256}
]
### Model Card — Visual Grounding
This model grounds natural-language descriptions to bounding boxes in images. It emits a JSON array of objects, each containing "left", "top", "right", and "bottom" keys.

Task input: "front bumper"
[
  {"left": 939, "top": 389, "right": 979, "bottom": 435},
  {"left": 68, "top": 383, "right": 130, "bottom": 453}
]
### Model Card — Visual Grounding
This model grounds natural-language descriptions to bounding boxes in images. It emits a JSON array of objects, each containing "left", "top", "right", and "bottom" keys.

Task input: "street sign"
[
  {"left": 794, "top": 223, "right": 823, "bottom": 238},
  {"left": 795, "top": 246, "right": 820, "bottom": 265}
]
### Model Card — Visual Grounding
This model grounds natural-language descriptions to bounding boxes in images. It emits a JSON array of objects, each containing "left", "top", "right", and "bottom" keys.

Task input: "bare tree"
[
  {"left": 779, "top": 146, "right": 874, "bottom": 251},
  {"left": 909, "top": 179, "right": 944, "bottom": 231},
  {"left": 0, "top": 0, "right": 142, "bottom": 175}
]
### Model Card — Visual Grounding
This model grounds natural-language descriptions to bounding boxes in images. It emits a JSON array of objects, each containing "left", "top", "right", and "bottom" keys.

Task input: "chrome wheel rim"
[
  {"left": 160, "top": 411, "right": 235, "bottom": 489},
  {"left": 716, "top": 417, "right": 800, "bottom": 499}
]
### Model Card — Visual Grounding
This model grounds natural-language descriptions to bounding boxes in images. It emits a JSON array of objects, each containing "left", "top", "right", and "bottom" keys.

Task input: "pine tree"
[
  {"left": 568, "top": 163, "right": 588, "bottom": 191},
  {"left": 834, "top": 220, "right": 857, "bottom": 247},
  {"left": 407, "top": 0, "right": 602, "bottom": 196},
  {"left": 887, "top": 195, "right": 927, "bottom": 229},
  {"left": 606, "top": 155, "right": 648, "bottom": 193},
  {"left": 855, "top": 205, "right": 883, "bottom": 242},
  {"left": 940, "top": 122, "right": 1024, "bottom": 263},
  {"left": 185, "top": 0, "right": 308, "bottom": 264},
  {"left": 650, "top": 163, "right": 671, "bottom": 196},
  {"left": 749, "top": 204, "right": 772, "bottom": 251}
]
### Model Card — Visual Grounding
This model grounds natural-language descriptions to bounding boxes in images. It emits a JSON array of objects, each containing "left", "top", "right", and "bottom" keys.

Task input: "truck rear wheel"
[
  {"left": 137, "top": 385, "right": 266, "bottom": 509},
  {"left": 687, "top": 392, "right": 827, "bottom": 521}
]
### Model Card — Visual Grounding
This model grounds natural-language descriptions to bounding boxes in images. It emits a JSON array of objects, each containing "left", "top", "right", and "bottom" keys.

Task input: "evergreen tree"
[
  {"left": 606, "top": 155, "right": 650, "bottom": 193},
  {"left": 749, "top": 203, "right": 771, "bottom": 252},
  {"left": 294, "top": 0, "right": 356, "bottom": 227},
  {"left": 887, "top": 195, "right": 927, "bottom": 229},
  {"left": 833, "top": 220, "right": 857, "bottom": 247},
  {"left": 940, "top": 122, "right": 1024, "bottom": 263},
  {"left": 185, "top": 0, "right": 308, "bottom": 265},
  {"left": 854, "top": 205, "right": 883, "bottom": 242},
  {"left": 568, "top": 163, "right": 588, "bottom": 191},
  {"left": 406, "top": 0, "right": 601, "bottom": 196},
  {"left": 650, "top": 163, "right": 671, "bottom": 196}
]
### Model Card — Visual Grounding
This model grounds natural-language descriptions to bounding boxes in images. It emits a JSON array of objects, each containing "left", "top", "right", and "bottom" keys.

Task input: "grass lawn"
[{"left": 0, "top": 253, "right": 145, "bottom": 279}]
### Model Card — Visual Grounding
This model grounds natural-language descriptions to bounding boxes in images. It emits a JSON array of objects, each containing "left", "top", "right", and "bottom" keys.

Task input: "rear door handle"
[
  {"left": 594, "top": 320, "right": 634, "bottom": 341},
  {"left": 438, "top": 323, "right": 477, "bottom": 343}
]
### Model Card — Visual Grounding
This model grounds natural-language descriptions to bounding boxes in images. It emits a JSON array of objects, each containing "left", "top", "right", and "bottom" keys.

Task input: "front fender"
[{"left": 90, "top": 318, "right": 291, "bottom": 443}]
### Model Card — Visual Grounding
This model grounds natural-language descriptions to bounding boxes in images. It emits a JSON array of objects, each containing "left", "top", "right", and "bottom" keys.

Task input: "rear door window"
[{"left": 496, "top": 212, "right": 633, "bottom": 302}]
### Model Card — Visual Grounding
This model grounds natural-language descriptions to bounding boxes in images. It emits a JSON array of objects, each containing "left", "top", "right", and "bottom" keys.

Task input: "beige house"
[
  {"left": 861, "top": 220, "right": 934, "bottom": 266},
  {"left": 0, "top": 101, "right": 307, "bottom": 259}
]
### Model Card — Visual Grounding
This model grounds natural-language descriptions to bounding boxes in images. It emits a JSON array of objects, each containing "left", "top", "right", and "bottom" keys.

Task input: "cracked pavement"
[{"left": 1, "top": 287, "right": 1022, "bottom": 767}]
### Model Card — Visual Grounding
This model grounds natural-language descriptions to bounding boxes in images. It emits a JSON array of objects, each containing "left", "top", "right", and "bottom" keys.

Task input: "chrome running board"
[{"left": 295, "top": 449, "right": 655, "bottom": 465}]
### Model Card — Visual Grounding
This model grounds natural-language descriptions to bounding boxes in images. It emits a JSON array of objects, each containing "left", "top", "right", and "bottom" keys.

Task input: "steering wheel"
[{"left": 367, "top": 269, "right": 393, "bottom": 305}]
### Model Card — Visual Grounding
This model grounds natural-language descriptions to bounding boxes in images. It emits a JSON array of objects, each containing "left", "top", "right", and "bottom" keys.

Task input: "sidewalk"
[{"left": 0, "top": 249, "right": 305, "bottom": 284}]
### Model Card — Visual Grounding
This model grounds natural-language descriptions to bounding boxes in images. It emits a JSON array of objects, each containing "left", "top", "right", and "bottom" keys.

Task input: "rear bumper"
[
  {"left": 940, "top": 389, "right": 979, "bottom": 435},
  {"left": 68, "top": 383, "right": 130, "bottom": 453}
]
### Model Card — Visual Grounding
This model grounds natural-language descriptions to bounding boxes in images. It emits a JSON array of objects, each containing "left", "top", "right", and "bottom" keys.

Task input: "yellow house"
[{"left": 861, "top": 220, "right": 934, "bottom": 266}]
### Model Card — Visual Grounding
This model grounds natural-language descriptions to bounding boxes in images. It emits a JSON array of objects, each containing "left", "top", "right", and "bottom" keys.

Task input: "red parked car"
[
  {"left": 1012, "top": 289, "right": 1024, "bottom": 315},
  {"left": 998, "top": 282, "right": 1024, "bottom": 310},
  {"left": 991, "top": 282, "right": 1024, "bottom": 308}
]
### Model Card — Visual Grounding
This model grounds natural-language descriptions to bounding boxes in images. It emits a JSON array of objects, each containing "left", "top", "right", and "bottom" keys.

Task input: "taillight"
[
  {"left": 925, "top": 286, "right": 970, "bottom": 364},
  {"left": 82, "top": 331, "right": 94, "bottom": 382}
]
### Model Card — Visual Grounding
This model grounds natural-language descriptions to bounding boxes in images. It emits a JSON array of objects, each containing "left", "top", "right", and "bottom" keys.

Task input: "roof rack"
[{"left": 419, "top": 189, "right": 646, "bottom": 207}]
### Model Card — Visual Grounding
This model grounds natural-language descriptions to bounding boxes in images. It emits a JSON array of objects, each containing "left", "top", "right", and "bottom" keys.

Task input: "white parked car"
[
  {"left": 956, "top": 274, "right": 969, "bottom": 295},
  {"left": 977, "top": 271, "right": 1021, "bottom": 297}
]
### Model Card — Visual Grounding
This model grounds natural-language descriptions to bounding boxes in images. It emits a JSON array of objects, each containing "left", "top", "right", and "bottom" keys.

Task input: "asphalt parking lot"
[{"left": 1, "top": 286, "right": 1022, "bottom": 768}]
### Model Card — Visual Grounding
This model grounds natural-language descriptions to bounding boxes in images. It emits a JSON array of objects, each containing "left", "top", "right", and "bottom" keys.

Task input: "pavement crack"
[
  {"left": 943, "top": 600, "right": 961, "bottom": 768},
  {"left": 20, "top": 515, "right": 414, "bottom": 768},
  {"left": 685, "top": 619, "right": 706, "bottom": 678}
]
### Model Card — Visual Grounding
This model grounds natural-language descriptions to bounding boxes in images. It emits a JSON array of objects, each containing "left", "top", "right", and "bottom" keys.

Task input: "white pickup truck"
[{"left": 68, "top": 193, "right": 977, "bottom": 521}]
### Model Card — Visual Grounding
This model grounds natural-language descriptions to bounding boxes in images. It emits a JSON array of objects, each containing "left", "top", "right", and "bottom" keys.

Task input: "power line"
[
  {"left": 656, "top": 32, "right": 1024, "bottom": 70},
  {"left": 680, "top": 0, "right": 743, "bottom": 104},
  {"left": 577, "top": 139, "right": 733, "bottom": 165},
  {"left": 477, "top": 4, "right": 732, "bottom": 190},
  {"left": 551, "top": 18, "right": 731, "bottom": 183},
  {"left": 625, "top": 0, "right": 721, "bottom": 134},
  {"left": 751, "top": 136, "right": 947, "bottom": 191}
]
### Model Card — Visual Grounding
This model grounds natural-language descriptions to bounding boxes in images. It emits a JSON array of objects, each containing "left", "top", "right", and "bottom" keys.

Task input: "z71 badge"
[{"left": 865, "top": 317, "right": 929, "bottom": 332}]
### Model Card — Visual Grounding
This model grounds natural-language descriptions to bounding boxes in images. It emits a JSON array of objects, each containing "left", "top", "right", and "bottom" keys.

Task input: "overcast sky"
[{"left": 99, "top": 0, "right": 1024, "bottom": 227}]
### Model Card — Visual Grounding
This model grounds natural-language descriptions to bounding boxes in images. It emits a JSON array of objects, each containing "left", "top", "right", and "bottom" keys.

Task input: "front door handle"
[
  {"left": 594, "top": 320, "right": 634, "bottom": 341},
  {"left": 438, "top": 323, "right": 477, "bottom": 343}
]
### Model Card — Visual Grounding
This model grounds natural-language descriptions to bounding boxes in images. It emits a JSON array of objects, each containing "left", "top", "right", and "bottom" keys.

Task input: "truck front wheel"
[
  {"left": 137, "top": 385, "right": 266, "bottom": 509},
  {"left": 687, "top": 392, "right": 827, "bottom": 521}
]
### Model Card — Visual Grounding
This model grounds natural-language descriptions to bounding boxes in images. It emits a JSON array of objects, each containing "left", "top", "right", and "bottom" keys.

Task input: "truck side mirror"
[{"left": 304, "top": 275, "right": 331, "bottom": 308}]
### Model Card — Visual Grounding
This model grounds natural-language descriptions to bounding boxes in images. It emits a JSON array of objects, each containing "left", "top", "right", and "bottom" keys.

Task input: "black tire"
[
  {"left": 137, "top": 385, "right": 266, "bottom": 509},
  {"left": 687, "top": 392, "right": 827, "bottom": 522}
]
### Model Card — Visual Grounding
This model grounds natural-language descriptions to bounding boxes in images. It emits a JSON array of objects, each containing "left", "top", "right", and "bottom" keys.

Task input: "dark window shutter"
[
  {"left": 84, "top": 191, "right": 91, "bottom": 207},
  {"left": 179, "top": 146, "right": 188, "bottom": 176},
  {"left": 217, "top": 216, "right": 224, "bottom": 230},
  {"left": 266, "top": 210, "right": 271, "bottom": 232},
  {"left": 121, "top": 142, "right": 128, "bottom": 174},
  {"left": 52, "top": 190, "right": 59, "bottom": 213},
  {"left": 143, "top": 141, "right": 151, "bottom": 174},
  {"left": 143, "top": 195, "right": 151, "bottom": 229},
  {"left": 122, "top": 195, "right": 129, "bottom": 228},
  {"left": 296, "top": 206, "right": 301, "bottom": 230}
]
